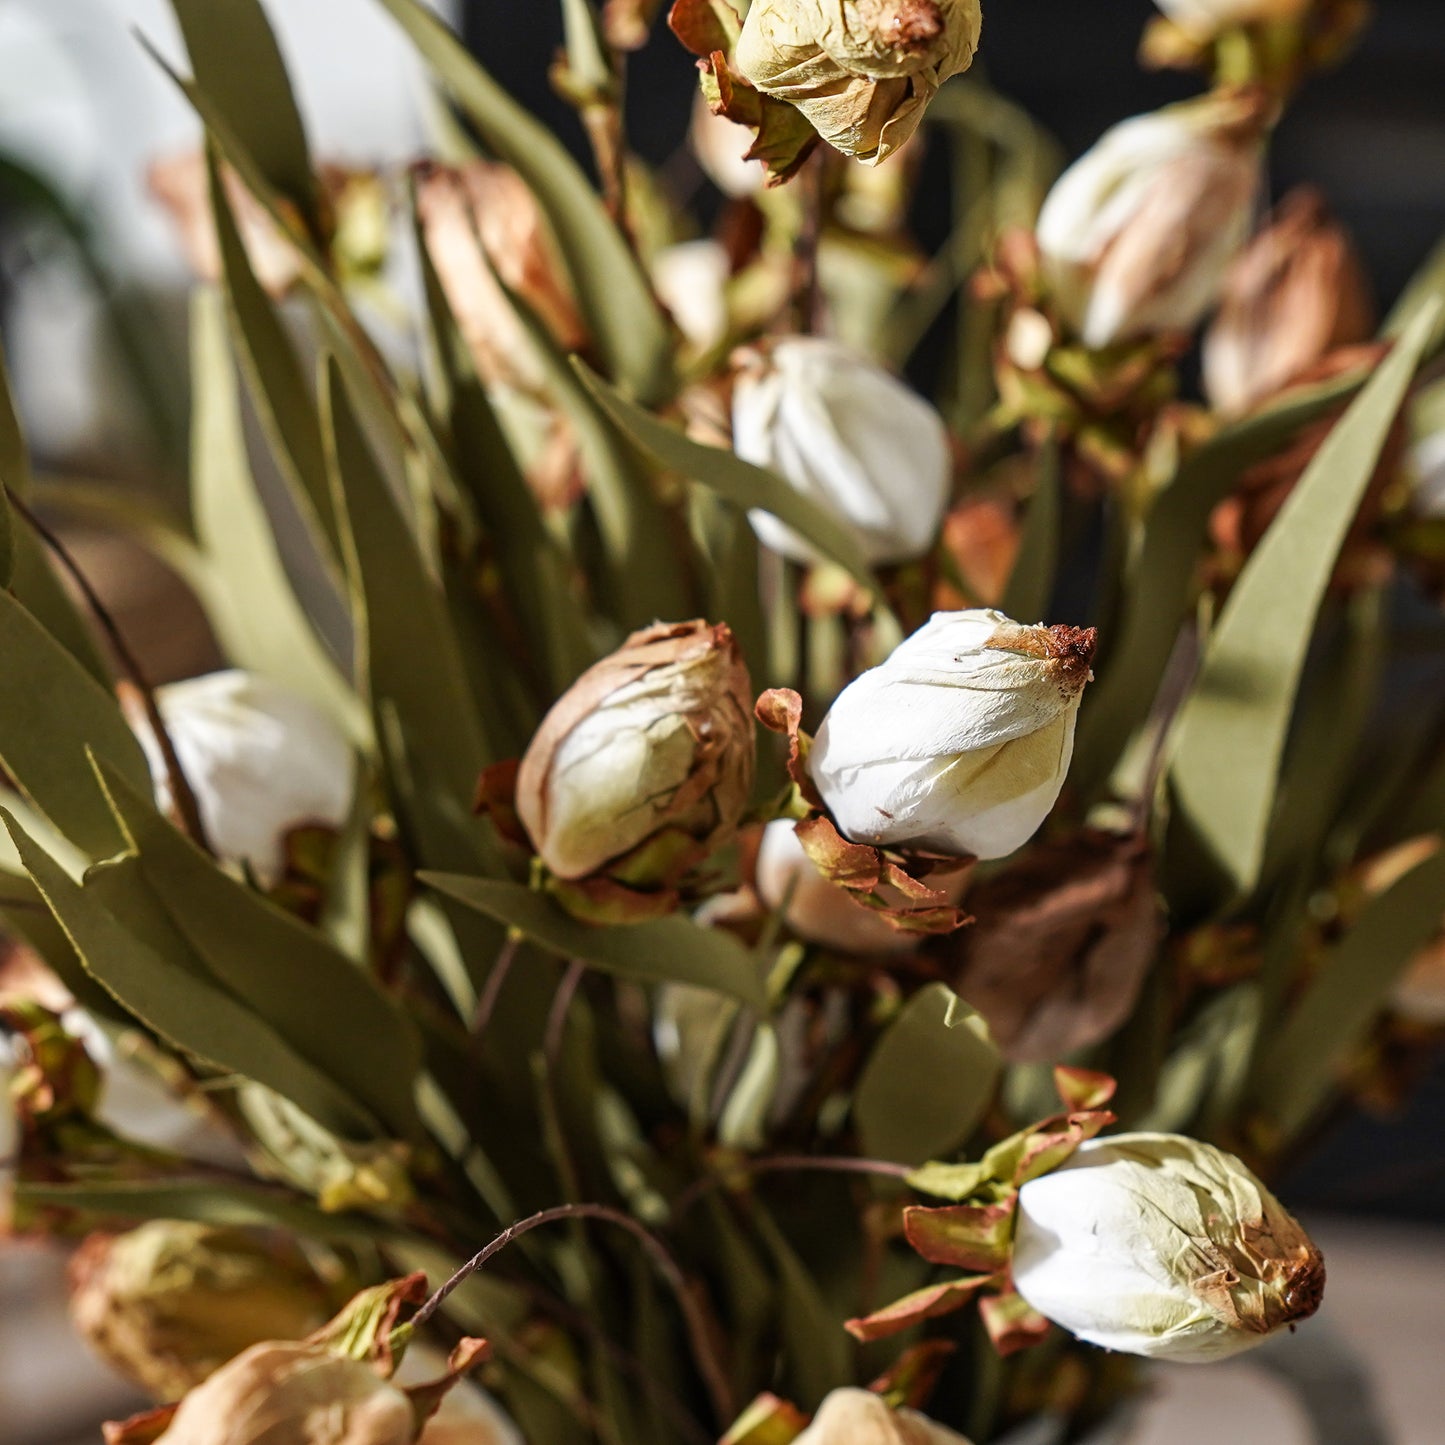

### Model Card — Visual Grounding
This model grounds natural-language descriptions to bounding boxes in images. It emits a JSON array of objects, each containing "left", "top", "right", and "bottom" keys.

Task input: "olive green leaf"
[
  {"left": 420, "top": 873, "right": 770, "bottom": 1010},
  {"left": 4, "top": 810, "right": 378, "bottom": 1140},
  {"left": 93, "top": 758, "right": 423, "bottom": 1141},
  {"left": 1253, "top": 842, "right": 1445, "bottom": 1143},
  {"left": 371, "top": 0, "right": 675, "bottom": 406},
  {"left": 854, "top": 983, "right": 1000, "bottom": 1166},
  {"left": 1164, "top": 303, "right": 1439, "bottom": 915},
  {"left": 166, "top": 0, "right": 321, "bottom": 237},
  {"left": 575, "top": 361, "right": 882, "bottom": 600},
  {"left": 0, "top": 591, "right": 150, "bottom": 859},
  {"left": 1000, "top": 440, "right": 1060, "bottom": 623}
]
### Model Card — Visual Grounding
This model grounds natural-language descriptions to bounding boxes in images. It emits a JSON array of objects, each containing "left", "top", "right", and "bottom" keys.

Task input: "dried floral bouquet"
[{"left": 2, "top": 0, "right": 1444, "bottom": 1442}]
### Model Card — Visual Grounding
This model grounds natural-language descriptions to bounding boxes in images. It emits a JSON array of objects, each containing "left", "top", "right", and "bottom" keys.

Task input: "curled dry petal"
[{"left": 735, "top": 0, "right": 983, "bottom": 164}]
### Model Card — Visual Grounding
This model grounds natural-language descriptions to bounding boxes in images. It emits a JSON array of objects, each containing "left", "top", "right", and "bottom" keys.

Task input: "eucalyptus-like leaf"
[
  {"left": 371, "top": 0, "right": 675, "bottom": 405},
  {"left": 0, "top": 591, "right": 150, "bottom": 859},
  {"left": 1164, "top": 303, "right": 1439, "bottom": 915},
  {"left": 854, "top": 983, "right": 1001, "bottom": 1167},
  {"left": 421, "top": 873, "right": 770, "bottom": 1010}
]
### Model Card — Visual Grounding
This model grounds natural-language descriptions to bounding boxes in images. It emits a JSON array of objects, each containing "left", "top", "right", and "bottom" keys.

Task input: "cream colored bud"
[
  {"left": 1410, "top": 432, "right": 1445, "bottom": 520},
  {"left": 810, "top": 610, "right": 1096, "bottom": 860},
  {"left": 68, "top": 1223, "right": 330, "bottom": 1401},
  {"left": 516, "top": 621, "right": 755, "bottom": 884},
  {"left": 1155, "top": 0, "right": 1312, "bottom": 39},
  {"left": 735, "top": 0, "right": 983, "bottom": 164},
  {"left": 1037, "top": 92, "right": 1268, "bottom": 350},
  {"left": 1013, "top": 1133, "right": 1326, "bottom": 1363},
  {"left": 732, "top": 337, "right": 953, "bottom": 566},
  {"left": 794, "top": 1388, "right": 973, "bottom": 1443},
  {"left": 154, "top": 1342, "right": 415, "bottom": 1445},
  {"left": 135, "top": 671, "right": 354, "bottom": 888},
  {"left": 400, "top": 1348, "right": 524, "bottom": 1445},
  {"left": 690, "top": 95, "right": 769, "bottom": 198},
  {"left": 1204, "top": 187, "right": 1373, "bottom": 415},
  {"left": 653, "top": 240, "right": 732, "bottom": 352}
]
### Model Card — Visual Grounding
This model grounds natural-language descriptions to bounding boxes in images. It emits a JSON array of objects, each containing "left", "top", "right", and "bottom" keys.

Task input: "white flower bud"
[
  {"left": 1036, "top": 92, "right": 1268, "bottom": 350},
  {"left": 732, "top": 338, "right": 952, "bottom": 566},
  {"left": 690, "top": 95, "right": 768, "bottom": 198},
  {"left": 1155, "top": 0, "right": 1311, "bottom": 39},
  {"left": 793, "top": 1388, "right": 972, "bottom": 1444},
  {"left": 810, "top": 610, "right": 1096, "bottom": 860},
  {"left": 653, "top": 240, "right": 731, "bottom": 353},
  {"left": 1411, "top": 431, "right": 1445, "bottom": 520},
  {"left": 1012, "top": 1133, "right": 1326, "bottom": 1363},
  {"left": 137, "top": 671, "right": 354, "bottom": 888}
]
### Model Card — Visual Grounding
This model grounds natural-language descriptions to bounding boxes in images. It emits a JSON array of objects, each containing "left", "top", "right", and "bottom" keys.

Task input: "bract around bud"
[
  {"left": 1012, "top": 1132, "right": 1326, "bottom": 1362},
  {"left": 732, "top": 337, "right": 953, "bottom": 566},
  {"left": 515, "top": 621, "right": 756, "bottom": 913},
  {"left": 735, "top": 0, "right": 983, "bottom": 164},
  {"left": 1036, "top": 89, "right": 1270, "bottom": 350},
  {"left": 133, "top": 671, "right": 354, "bottom": 889},
  {"left": 809, "top": 609, "right": 1096, "bottom": 861}
]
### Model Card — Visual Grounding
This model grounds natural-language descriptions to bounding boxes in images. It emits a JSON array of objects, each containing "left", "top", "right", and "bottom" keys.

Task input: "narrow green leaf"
[
  {"left": 188, "top": 288, "right": 364, "bottom": 739},
  {"left": 0, "top": 591, "right": 150, "bottom": 858},
  {"left": 370, "top": 0, "right": 675, "bottom": 404},
  {"left": 1253, "top": 843, "right": 1445, "bottom": 1142},
  {"left": 575, "top": 360, "right": 883, "bottom": 602},
  {"left": 1384, "top": 230, "right": 1445, "bottom": 355},
  {"left": 1071, "top": 365, "right": 1372, "bottom": 791},
  {"left": 321, "top": 360, "right": 497, "bottom": 875},
  {"left": 854, "top": 983, "right": 1000, "bottom": 1166},
  {"left": 206, "top": 149, "right": 338, "bottom": 559},
  {"left": 420, "top": 874, "right": 770, "bottom": 1011},
  {"left": 1164, "top": 304, "right": 1439, "bottom": 913},
  {"left": 166, "top": 0, "right": 320, "bottom": 235},
  {"left": 94, "top": 758, "right": 423, "bottom": 1141},
  {"left": 1000, "top": 440, "right": 1060, "bottom": 623},
  {"left": 4, "top": 810, "right": 375, "bottom": 1139}
]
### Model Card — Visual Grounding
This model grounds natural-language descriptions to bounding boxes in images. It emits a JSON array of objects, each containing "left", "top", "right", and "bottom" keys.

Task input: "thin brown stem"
[
  {"left": 410, "top": 1202, "right": 736, "bottom": 1428},
  {"left": 469, "top": 934, "right": 520, "bottom": 1041},
  {"left": 545, "top": 958, "right": 587, "bottom": 1066},
  {"left": 4, "top": 486, "right": 212, "bottom": 854},
  {"left": 791, "top": 149, "right": 828, "bottom": 334},
  {"left": 671, "top": 1153, "right": 913, "bottom": 1226}
]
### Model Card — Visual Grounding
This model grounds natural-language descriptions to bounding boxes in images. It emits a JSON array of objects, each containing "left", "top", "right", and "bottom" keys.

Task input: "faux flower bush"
[{"left": 1, "top": 0, "right": 1443, "bottom": 1440}]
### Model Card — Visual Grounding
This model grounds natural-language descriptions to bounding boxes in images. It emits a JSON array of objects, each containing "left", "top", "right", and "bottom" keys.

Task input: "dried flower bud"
[
  {"left": 949, "top": 832, "right": 1159, "bottom": 1062},
  {"left": 810, "top": 609, "right": 1096, "bottom": 860},
  {"left": 756, "top": 818, "right": 926, "bottom": 954},
  {"left": 152, "top": 1342, "right": 415, "bottom": 1445},
  {"left": 1203, "top": 187, "right": 1374, "bottom": 416},
  {"left": 415, "top": 160, "right": 586, "bottom": 392},
  {"left": 400, "top": 1349, "right": 523, "bottom": 1445},
  {"left": 1155, "top": 0, "right": 1312, "bottom": 39},
  {"left": 1013, "top": 1133, "right": 1326, "bottom": 1362},
  {"left": 516, "top": 621, "right": 755, "bottom": 892},
  {"left": 735, "top": 0, "right": 983, "bottom": 164},
  {"left": 793, "top": 1388, "right": 972, "bottom": 1443},
  {"left": 1036, "top": 91, "right": 1269, "bottom": 350},
  {"left": 1412, "top": 431, "right": 1445, "bottom": 519},
  {"left": 732, "top": 337, "right": 953, "bottom": 566},
  {"left": 654, "top": 239, "right": 732, "bottom": 353},
  {"left": 135, "top": 671, "right": 354, "bottom": 888},
  {"left": 68, "top": 1223, "right": 332, "bottom": 1401}
]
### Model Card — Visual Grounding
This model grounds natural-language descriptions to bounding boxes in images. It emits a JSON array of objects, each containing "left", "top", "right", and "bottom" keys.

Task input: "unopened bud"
[
  {"left": 793, "top": 1388, "right": 972, "bottom": 1443},
  {"left": 735, "top": 0, "right": 983, "bottom": 165},
  {"left": 1013, "top": 1133, "right": 1326, "bottom": 1362},
  {"left": 810, "top": 609, "right": 1096, "bottom": 861}
]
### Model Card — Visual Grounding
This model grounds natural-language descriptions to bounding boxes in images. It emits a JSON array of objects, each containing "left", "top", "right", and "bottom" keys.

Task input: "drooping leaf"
[
  {"left": 4, "top": 810, "right": 377, "bottom": 1139},
  {"left": 1163, "top": 304, "right": 1439, "bottom": 915},
  {"left": 371, "top": 0, "right": 675, "bottom": 405},
  {"left": 1253, "top": 842, "right": 1445, "bottom": 1143},
  {"left": 854, "top": 984, "right": 1001, "bottom": 1166},
  {"left": 166, "top": 0, "right": 321, "bottom": 236},
  {"left": 94, "top": 758, "right": 423, "bottom": 1140},
  {"left": 420, "top": 874, "right": 770, "bottom": 1010},
  {"left": 188, "top": 288, "right": 364, "bottom": 738},
  {"left": 0, "top": 591, "right": 150, "bottom": 859},
  {"left": 575, "top": 361, "right": 883, "bottom": 602}
]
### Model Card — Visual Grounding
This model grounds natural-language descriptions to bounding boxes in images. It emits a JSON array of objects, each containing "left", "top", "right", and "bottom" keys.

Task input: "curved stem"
[{"left": 411, "top": 1202, "right": 736, "bottom": 1429}]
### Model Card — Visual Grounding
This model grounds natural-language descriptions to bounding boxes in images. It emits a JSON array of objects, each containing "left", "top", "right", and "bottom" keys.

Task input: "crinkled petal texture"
[
  {"left": 810, "top": 610, "right": 1088, "bottom": 859},
  {"left": 736, "top": 0, "right": 982, "bottom": 163},
  {"left": 1036, "top": 98, "right": 1264, "bottom": 349},
  {"left": 794, "top": 1387, "right": 973, "bottom": 1443},
  {"left": 141, "top": 671, "right": 354, "bottom": 887},
  {"left": 734, "top": 337, "right": 952, "bottom": 567},
  {"left": 1012, "top": 1133, "right": 1325, "bottom": 1363},
  {"left": 156, "top": 1344, "right": 415, "bottom": 1445}
]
